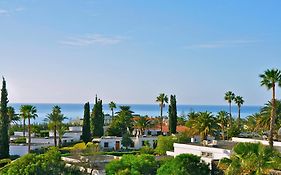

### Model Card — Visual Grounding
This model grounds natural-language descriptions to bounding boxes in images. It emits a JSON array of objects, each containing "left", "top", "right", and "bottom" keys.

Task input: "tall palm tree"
[
  {"left": 45, "top": 105, "right": 67, "bottom": 147},
  {"left": 109, "top": 101, "right": 117, "bottom": 118},
  {"left": 216, "top": 111, "right": 228, "bottom": 140},
  {"left": 20, "top": 105, "right": 38, "bottom": 153},
  {"left": 156, "top": 93, "right": 168, "bottom": 134},
  {"left": 234, "top": 96, "right": 244, "bottom": 128},
  {"left": 260, "top": 68, "right": 281, "bottom": 148},
  {"left": 224, "top": 91, "right": 235, "bottom": 127}
]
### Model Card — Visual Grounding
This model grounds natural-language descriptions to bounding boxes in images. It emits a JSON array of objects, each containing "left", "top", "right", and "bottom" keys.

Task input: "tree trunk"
[
  {"left": 160, "top": 105, "right": 163, "bottom": 134},
  {"left": 54, "top": 125, "right": 57, "bottom": 147},
  {"left": 28, "top": 117, "right": 31, "bottom": 153},
  {"left": 229, "top": 102, "right": 232, "bottom": 127},
  {"left": 269, "top": 85, "right": 276, "bottom": 148},
  {"left": 238, "top": 105, "right": 241, "bottom": 129},
  {"left": 222, "top": 126, "right": 225, "bottom": 140},
  {"left": 111, "top": 109, "right": 114, "bottom": 118},
  {"left": 23, "top": 118, "right": 26, "bottom": 137}
]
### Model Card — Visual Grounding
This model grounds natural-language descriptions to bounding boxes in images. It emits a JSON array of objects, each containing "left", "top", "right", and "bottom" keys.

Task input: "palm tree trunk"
[
  {"left": 28, "top": 117, "right": 31, "bottom": 153},
  {"left": 54, "top": 125, "right": 57, "bottom": 147},
  {"left": 23, "top": 118, "right": 26, "bottom": 137},
  {"left": 160, "top": 105, "right": 163, "bottom": 134},
  {"left": 269, "top": 85, "right": 276, "bottom": 148},
  {"left": 229, "top": 102, "right": 232, "bottom": 128},
  {"left": 222, "top": 126, "right": 225, "bottom": 140},
  {"left": 111, "top": 109, "right": 114, "bottom": 118},
  {"left": 238, "top": 106, "right": 241, "bottom": 128}
]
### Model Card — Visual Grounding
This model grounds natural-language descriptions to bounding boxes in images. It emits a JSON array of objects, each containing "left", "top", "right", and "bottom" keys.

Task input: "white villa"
[{"left": 93, "top": 136, "right": 157, "bottom": 150}]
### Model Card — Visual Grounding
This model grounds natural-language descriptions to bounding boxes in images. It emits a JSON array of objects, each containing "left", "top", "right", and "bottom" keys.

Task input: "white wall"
[
  {"left": 232, "top": 137, "right": 281, "bottom": 147},
  {"left": 167, "top": 143, "right": 231, "bottom": 160}
]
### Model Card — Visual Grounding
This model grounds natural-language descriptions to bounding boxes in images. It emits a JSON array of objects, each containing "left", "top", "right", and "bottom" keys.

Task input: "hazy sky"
[{"left": 1, "top": 0, "right": 281, "bottom": 105}]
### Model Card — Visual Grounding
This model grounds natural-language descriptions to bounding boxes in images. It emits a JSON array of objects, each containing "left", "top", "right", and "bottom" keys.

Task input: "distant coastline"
[{"left": 9, "top": 103, "right": 261, "bottom": 123}]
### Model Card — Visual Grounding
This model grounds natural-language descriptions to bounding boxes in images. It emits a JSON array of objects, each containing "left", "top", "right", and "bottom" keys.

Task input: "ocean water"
[{"left": 10, "top": 103, "right": 261, "bottom": 123}]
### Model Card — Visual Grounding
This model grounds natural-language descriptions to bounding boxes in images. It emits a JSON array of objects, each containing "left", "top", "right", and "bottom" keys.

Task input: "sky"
[{"left": 0, "top": 0, "right": 281, "bottom": 105}]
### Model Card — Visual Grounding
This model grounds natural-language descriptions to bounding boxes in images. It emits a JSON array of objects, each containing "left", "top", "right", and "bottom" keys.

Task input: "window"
[
  {"left": 201, "top": 152, "right": 213, "bottom": 158},
  {"left": 142, "top": 141, "right": 145, "bottom": 146},
  {"left": 104, "top": 142, "right": 109, "bottom": 148}
]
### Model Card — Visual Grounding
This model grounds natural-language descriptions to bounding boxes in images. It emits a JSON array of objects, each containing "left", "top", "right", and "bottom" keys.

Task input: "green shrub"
[
  {"left": 13, "top": 137, "right": 26, "bottom": 144},
  {"left": 106, "top": 154, "right": 158, "bottom": 175},
  {"left": 140, "top": 146, "right": 154, "bottom": 155},
  {"left": 157, "top": 154, "right": 210, "bottom": 175},
  {"left": 155, "top": 136, "right": 176, "bottom": 155}
]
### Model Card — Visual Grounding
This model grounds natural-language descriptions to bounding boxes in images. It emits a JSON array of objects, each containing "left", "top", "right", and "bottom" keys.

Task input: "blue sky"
[{"left": 0, "top": 0, "right": 281, "bottom": 105}]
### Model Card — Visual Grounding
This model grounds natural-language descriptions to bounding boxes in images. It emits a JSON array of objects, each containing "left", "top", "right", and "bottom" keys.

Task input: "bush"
[
  {"left": 103, "top": 151, "right": 140, "bottom": 156},
  {"left": 0, "top": 147, "right": 83, "bottom": 175},
  {"left": 106, "top": 154, "right": 158, "bottom": 175},
  {"left": 157, "top": 154, "right": 210, "bottom": 175},
  {"left": 155, "top": 136, "right": 176, "bottom": 155},
  {"left": 0, "top": 159, "right": 11, "bottom": 168},
  {"left": 13, "top": 137, "right": 26, "bottom": 144},
  {"left": 140, "top": 146, "right": 154, "bottom": 155}
]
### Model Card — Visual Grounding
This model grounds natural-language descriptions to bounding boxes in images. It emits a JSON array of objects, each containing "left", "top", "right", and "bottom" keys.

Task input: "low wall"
[{"left": 232, "top": 137, "right": 281, "bottom": 147}]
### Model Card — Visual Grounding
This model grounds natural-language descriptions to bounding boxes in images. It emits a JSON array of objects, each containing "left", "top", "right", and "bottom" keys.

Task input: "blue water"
[{"left": 10, "top": 103, "right": 261, "bottom": 123}]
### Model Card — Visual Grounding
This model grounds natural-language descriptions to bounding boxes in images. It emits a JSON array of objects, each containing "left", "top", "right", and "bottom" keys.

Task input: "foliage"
[
  {"left": 260, "top": 68, "right": 281, "bottom": 148},
  {"left": 45, "top": 105, "right": 67, "bottom": 147},
  {"left": 216, "top": 111, "right": 228, "bottom": 140},
  {"left": 224, "top": 91, "right": 235, "bottom": 127},
  {"left": 81, "top": 102, "right": 91, "bottom": 143},
  {"left": 156, "top": 93, "right": 169, "bottom": 134},
  {"left": 157, "top": 154, "right": 210, "bottom": 175},
  {"left": 186, "top": 111, "right": 218, "bottom": 140},
  {"left": 0, "top": 147, "right": 83, "bottom": 175},
  {"left": 175, "top": 132, "right": 191, "bottom": 144},
  {"left": 140, "top": 146, "right": 155, "bottom": 154},
  {"left": 109, "top": 101, "right": 117, "bottom": 118},
  {"left": 227, "top": 123, "right": 241, "bottom": 138},
  {"left": 91, "top": 96, "right": 104, "bottom": 137},
  {"left": 102, "top": 151, "right": 140, "bottom": 156},
  {"left": 20, "top": 105, "right": 38, "bottom": 153},
  {"left": 121, "top": 132, "right": 133, "bottom": 149},
  {"left": 155, "top": 136, "right": 176, "bottom": 155},
  {"left": 218, "top": 142, "right": 281, "bottom": 175},
  {"left": 12, "top": 137, "right": 26, "bottom": 144},
  {"left": 168, "top": 95, "right": 177, "bottom": 134},
  {"left": 0, "top": 77, "right": 9, "bottom": 159},
  {"left": 105, "top": 154, "right": 158, "bottom": 175},
  {"left": 134, "top": 116, "right": 155, "bottom": 135},
  {"left": 107, "top": 106, "right": 134, "bottom": 136}
]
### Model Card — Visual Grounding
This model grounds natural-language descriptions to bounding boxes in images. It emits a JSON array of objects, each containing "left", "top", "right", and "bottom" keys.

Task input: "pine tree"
[
  {"left": 91, "top": 95, "right": 104, "bottom": 137},
  {"left": 168, "top": 95, "right": 177, "bottom": 134},
  {"left": 0, "top": 77, "right": 9, "bottom": 158},
  {"left": 81, "top": 102, "right": 91, "bottom": 143}
]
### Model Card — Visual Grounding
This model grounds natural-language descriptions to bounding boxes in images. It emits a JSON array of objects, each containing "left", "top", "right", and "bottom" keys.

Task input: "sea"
[{"left": 10, "top": 103, "right": 262, "bottom": 124}]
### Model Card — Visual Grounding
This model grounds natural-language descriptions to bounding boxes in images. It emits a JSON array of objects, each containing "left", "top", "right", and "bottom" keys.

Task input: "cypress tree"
[
  {"left": 0, "top": 77, "right": 9, "bottom": 158},
  {"left": 168, "top": 95, "right": 177, "bottom": 134},
  {"left": 81, "top": 102, "right": 91, "bottom": 143},
  {"left": 91, "top": 95, "right": 104, "bottom": 137}
]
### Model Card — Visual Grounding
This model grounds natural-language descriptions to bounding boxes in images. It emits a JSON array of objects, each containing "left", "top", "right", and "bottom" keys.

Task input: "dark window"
[
  {"left": 104, "top": 142, "right": 109, "bottom": 148},
  {"left": 142, "top": 141, "right": 145, "bottom": 146},
  {"left": 131, "top": 142, "right": 135, "bottom": 148}
]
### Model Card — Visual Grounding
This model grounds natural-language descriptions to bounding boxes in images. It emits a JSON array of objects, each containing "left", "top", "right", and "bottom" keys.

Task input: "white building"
[
  {"left": 167, "top": 143, "right": 231, "bottom": 166},
  {"left": 93, "top": 136, "right": 157, "bottom": 150}
]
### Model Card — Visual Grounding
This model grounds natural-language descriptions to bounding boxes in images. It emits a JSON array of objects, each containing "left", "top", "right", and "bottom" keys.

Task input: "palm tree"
[
  {"left": 7, "top": 106, "right": 20, "bottom": 125},
  {"left": 134, "top": 116, "right": 155, "bottom": 135},
  {"left": 219, "top": 142, "right": 281, "bottom": 174},
  {"left": 109, "top": 101, "right": 117, "bottom": 118},
  {"left": 260, "top": 68, "right": 281, "bottom": 148},
  {"left": 156, "top": 93, "right": 168, "bottom": 134},
  {"left": 20, "top": 105, "right": 38, "bottom": 153},
  {"left": 224, "top": 91, "right": 235, "bottom": 127},
  {"left": 191, "top": 111, "right": 217, "bottom": 140},
  {"left": 216, "top": 111, "right": 228, "bottom": 140},
  {"left": 45, "top": 105, "right": 67, "bottom": 147},
  {"left": 234, "top": 96, "right": 244, "bottom": 128},
  {"left": 246, "top": 113, "right": 259, "bottom": 132}
]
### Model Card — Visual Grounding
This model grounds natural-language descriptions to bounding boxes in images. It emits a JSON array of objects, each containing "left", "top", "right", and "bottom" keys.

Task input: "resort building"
[{"left": 93, "top": 136, "right": 158, "bottom": 150}]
